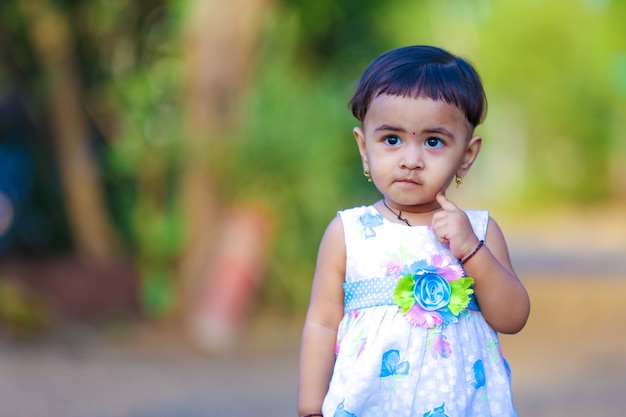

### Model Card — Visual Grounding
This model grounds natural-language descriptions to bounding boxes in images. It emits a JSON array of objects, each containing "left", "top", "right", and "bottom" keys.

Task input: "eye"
[
  {"left": 384, "top": 135, "right": 402, "bottom": 146},
  {"left": 425, "top": 137, "right": 443, "bottom": 149}
]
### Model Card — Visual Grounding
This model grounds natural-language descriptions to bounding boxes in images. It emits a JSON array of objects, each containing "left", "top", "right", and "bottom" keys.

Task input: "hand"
[{"left": 431, "top": 191, "right": 480, "bottom": 260}]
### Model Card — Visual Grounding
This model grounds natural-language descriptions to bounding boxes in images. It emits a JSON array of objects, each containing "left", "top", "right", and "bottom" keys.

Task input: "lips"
[{"left": 396, "top": 178, "right": 420, "bottom": 185}]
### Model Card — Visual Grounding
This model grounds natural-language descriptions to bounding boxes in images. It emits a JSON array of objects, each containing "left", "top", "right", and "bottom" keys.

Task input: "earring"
[
  {"left": 363, "top": 170, "right": 372, "bottom": 182},
  {"left": 455, "top": 175, "right": 463, "bottom": 188}
]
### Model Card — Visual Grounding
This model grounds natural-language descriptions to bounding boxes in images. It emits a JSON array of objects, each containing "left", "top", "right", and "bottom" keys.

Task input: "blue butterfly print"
[
  {"left": 423, "top": 403, "right": 449, "bottom": 417},
  {"left": 334, "top": 399, "right": 357, "bottom": 417},
  {"left": 360, "top": 213, "right": 383, "bottom": 238},
  {"left": 380, "top": 349, "right": 410, "bottom": 378},
  {"left": 472, "top": 359, "right": 486, "bottom": 389}
]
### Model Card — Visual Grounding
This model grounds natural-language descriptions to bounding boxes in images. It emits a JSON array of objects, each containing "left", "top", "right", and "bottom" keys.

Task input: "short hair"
[{"left": 349, "top": 45, "right": 487, "bottom": 128}]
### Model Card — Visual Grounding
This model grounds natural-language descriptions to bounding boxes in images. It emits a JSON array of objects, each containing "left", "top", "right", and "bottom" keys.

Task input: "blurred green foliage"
[
  {"left": 0, "top": 280, "right": 50, "bottom": 337},
  {"left": 0, "top": 0, "right": 624, "bottom": 314}
]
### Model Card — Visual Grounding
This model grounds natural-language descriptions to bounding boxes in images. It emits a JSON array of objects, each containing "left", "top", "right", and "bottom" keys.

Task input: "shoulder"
[
  {"left": 314, "top": 215, "right": 347, "bottom": 285},
  {"left": 324, "top": 214, "right": 344, "bottom": 238},
  {"left": 464, "top": 211, "right": 516, "bottom": 273},
  {"left": 482, "top": 215, "right": 517, "bottom": 275},
  {"left": 484, "top": 215, "right": 507, "bottom": 244},
  {"left": 318, "top": 214, "right": 346, "bottom": 257}
]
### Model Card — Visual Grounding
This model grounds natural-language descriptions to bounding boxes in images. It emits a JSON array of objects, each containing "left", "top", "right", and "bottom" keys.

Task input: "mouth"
[{"left": 396, "top": 177, "right": 420, "bottom": 186}]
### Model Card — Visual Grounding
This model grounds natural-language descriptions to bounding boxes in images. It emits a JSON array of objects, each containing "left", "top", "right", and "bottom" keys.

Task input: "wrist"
[{"left": 459, "top": 240, "right": 484, "bottom": 265}]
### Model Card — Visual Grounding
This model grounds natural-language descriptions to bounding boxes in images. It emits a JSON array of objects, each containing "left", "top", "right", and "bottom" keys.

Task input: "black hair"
[{"left": 349, "top": 45, "right": 487, "bottom": 128}]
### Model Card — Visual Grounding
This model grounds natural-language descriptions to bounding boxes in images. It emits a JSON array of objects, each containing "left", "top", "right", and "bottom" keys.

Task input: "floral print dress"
[{"left": 321, "top": 205, "right": 517, "bottom": 417}]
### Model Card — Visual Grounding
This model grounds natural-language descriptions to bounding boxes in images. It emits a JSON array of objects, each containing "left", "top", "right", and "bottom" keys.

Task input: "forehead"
[{"left": 363, "top": 94, "right": 473, "bottom": 134}]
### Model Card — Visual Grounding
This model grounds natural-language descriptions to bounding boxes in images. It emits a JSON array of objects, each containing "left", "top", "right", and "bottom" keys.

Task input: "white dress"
[{"left": 321, "top": 205, "right": 517, "bottom": 417}]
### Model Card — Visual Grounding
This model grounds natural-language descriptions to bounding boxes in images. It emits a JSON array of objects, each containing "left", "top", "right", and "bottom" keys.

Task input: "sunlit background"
[{"left": 0, "top": 0, "right": 625, "bottom": 416}]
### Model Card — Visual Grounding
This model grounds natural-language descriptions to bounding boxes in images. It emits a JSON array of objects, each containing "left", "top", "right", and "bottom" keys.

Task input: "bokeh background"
[{"left": 0, "top": 0, "right": 625, "bottom": 416}]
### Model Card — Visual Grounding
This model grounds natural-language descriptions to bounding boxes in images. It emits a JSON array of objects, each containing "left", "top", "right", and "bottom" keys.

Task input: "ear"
[
  {"left": 457, "top": 134, "right": 482, "bottom": 177},
  {"left": 354, "top": 126, "right": 369, "bottom": 171}
]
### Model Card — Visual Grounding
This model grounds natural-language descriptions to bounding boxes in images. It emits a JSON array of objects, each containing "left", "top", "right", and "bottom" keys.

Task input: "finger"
[{"left": 436, "top": 190, "right": 458, "bottom": 211}]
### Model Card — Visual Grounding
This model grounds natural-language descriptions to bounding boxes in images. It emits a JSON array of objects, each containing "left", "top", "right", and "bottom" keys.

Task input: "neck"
[{"left": 379, "top": 199, "right": 441, "bottom": 226}]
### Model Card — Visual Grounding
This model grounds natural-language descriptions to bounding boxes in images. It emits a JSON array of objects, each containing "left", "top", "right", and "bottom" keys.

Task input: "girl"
[{"left": 298, "top": 45, "right": 530, "bottom": 417}]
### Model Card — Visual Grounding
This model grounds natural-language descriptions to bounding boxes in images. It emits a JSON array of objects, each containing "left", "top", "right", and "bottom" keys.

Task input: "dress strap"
[{"left": 466, "top": 210, "right": 489, "bottom": 241}]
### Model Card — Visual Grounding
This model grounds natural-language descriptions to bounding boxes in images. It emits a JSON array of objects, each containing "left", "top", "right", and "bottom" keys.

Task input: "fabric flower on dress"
[
  {"left": 393, "top": 255, "right": 475, "bottom": 328},
  {"left": 380, "top": 349, "right": 410, "bottom": 378},
  {"left": 424, "top": 403, "right": 449, "bottom": 417},
  {"left": 426, "top": 329, "right": 452, "bottom": 359},
  {"left": 383, "top": 261, "right": 404, "bottom": 279},
  {"left": 472, "top": 360, "right": 486, "bottom": 389},
  {"left": 359, "top": 213, "right": 383, "bottom": 238},
  {"left": 334, "top": 400, "right": 357, "bottom": 417}
]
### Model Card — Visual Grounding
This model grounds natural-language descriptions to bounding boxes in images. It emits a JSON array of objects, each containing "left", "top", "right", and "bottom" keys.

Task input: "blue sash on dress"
[{"left": 343, "top": 277, "right": 479, "bottom": 314}]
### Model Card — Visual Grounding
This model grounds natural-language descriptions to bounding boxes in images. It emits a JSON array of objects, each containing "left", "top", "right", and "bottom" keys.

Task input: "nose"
[{"left": 401, "top": 142, "right": 424, "bottom": 170}]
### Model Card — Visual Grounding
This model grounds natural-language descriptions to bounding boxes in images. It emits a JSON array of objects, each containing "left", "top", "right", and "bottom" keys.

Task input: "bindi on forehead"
[{"left": 412, "top": 131, "right": 416, "bottom": 135}]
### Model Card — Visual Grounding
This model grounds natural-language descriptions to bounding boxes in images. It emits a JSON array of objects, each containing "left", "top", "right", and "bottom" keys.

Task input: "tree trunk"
[
  {"left": 21, "top": 0, "right": 119, "bottom": 262},
  {"left": 177, "top": 0, "right": 271, "bottom": 344}
]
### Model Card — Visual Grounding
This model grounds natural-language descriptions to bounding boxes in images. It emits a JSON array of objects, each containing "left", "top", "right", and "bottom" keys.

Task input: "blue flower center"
[{"left": 413, "top": 272, "right": 451, "bottom": 311}]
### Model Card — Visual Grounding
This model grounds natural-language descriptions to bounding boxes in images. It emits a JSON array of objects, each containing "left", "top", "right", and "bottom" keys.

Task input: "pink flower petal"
[
  {"left": 438, "top": 264, "right": 464, "bottom": 281},
  {"left": 431, "top": 253, "right": 444, "bottom": 267},
  {"left": 405, "top": 304, "right": 443, "bottom": 328},
  {"left": 431, "top": 334, "right": 452, "bottom": 359}
]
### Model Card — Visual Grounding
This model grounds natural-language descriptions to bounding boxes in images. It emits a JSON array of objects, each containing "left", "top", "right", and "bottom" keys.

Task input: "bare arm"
[
  {"left": 431, "top": 192, "right": 530, "bottom": 334},
  {"left": 297, "top": 216, "right": 346, "bottom": 415},
  {"left": 462, "top": 217, "right": 530, "bottom": 333}
]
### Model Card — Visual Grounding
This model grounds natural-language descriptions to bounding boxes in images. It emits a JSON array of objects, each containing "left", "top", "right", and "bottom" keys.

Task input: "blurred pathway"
[{"left": 0, "top": 334, "right": 299, "bottom": 417}]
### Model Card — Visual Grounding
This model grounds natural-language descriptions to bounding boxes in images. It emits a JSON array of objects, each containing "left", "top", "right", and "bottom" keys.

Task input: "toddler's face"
[{"left": 354, "top": 94, "right": 480, "bottom": 212}]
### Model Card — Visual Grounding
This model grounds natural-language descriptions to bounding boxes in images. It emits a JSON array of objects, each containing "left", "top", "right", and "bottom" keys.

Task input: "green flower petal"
[
  {"left": 393, "top": 274, "right": 416, "bottom": 313},
  {"left": 448, "top": 277, "right": 475, "bottom": 316}
]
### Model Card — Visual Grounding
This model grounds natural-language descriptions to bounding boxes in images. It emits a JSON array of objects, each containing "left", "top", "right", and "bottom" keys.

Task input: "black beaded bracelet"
[
  {"left": 301, "top": 413, "right": 323, "bottom": 417},
  {"left": 460, "top": 240, "right": 484, "bottom": 265}
]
